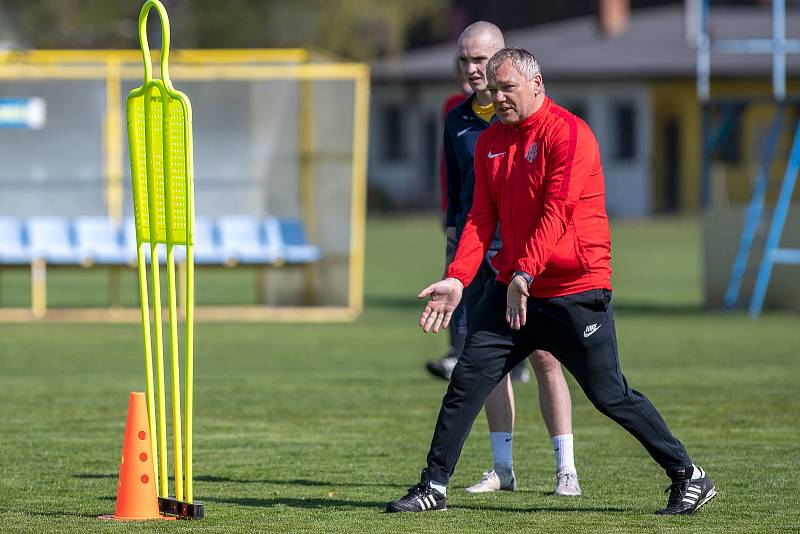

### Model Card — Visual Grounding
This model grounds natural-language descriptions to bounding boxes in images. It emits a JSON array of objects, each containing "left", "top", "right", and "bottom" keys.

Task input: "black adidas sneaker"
[
  {"left": 385, "top": 483, "right": 447, "bottom": 513},
  {"left": 656, "top": 467, "right": 717, "bottom": 515}
]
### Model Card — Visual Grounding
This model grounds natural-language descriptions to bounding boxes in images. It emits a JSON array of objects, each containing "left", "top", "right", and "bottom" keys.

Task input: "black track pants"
[{"left": 423, "top": 280, "right": 692, "bottom": 485}]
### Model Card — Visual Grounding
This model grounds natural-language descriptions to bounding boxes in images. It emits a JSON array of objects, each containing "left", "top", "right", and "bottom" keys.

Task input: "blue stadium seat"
[
  {"left": 0, "top": 217, "right": 30, "bottom": 264},
  {"left": 123, "top": 218, "right": 151, "bottom": 263},
  {"left": 27, "top": 217, "right": 81, "bottom": 264},
  {"left": 74, "top": 217, "right": 127, "bottom": 265},
  {"left": 273, "top": 218, "right": 322, "bottom": 264},
  {"left": 218, "top": 215, "right": 283, "bottom": 265},
  {"left": 193, "top": 217, "right": 225, "bottom": 265},
  {"left": 123, "top": 218, "right": 189, "bottom": 264}
]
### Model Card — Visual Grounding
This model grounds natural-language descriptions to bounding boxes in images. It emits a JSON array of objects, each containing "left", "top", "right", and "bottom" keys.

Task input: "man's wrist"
[
  {"left": 513, "top": 270, "right": 533, "bottom": 287},
  {"left": 444, "top": 276, "right": 465, "bottom": 289}
]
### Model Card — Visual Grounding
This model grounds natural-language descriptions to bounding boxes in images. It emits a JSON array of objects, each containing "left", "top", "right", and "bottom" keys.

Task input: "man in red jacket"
[{"left": 386, "top": 47, "right": 717, "bottom": 515}]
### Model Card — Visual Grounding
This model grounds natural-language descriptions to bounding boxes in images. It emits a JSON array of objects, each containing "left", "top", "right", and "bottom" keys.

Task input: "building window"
[
  {"left": 557, "top": 99, "right": 588, "bottom": 124},
  {"left": 717, "top": 112, "right": 742, "bottom": 164},
  {"left": 567, "top": 101, "right": 587, "bottom": 123},
  {"left": 614, "top": 102, "right": 636, "bottom": 161},
  {"left": 381, "top": 104, "right": 406, "bottom": 161},
  {"left": 422, "top": 113, "right": 438, "bottom": 190}
]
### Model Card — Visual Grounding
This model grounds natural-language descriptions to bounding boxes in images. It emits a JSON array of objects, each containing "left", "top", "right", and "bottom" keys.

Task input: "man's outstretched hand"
[
  {"left": 506, "top": 274, "right": 529, "bottom": 330},
  {"left": 417, "top": 277, "right": 464, "bottom": 333}
]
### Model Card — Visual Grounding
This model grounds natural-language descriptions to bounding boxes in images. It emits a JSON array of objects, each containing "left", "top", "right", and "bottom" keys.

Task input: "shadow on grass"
[
  {"left": 194, "top": 475, "right": 406, "bottom": 488},
  {"left": 204, "top": 496, "right": 627, "bottom": 514},
  {"left": 612, "top": 302, "right": 706, "bottom": 317},
  {"left": 453, "top": 503, "right": 627, "bottom": 514},
  {"left": 206, "top": 496, "right": 385, "bottom": 509},
  {"left": 1, "top": 509, "right": 102, "bottom": 519},
  {"left": 86, "top": 476, "right": 628, "bottom": 514},
  {"left": 77, "top": 473, "right": 407, "bottom": 488}
]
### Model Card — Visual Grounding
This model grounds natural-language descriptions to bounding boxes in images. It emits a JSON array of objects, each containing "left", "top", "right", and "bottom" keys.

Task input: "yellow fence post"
[
  {"left": 298, "top": 71, "right": 317, "bottom": 306},
  {"left": 30, "top": 259, "right": 47, "bottom": 318},
  {"left": 104, "top": 58, "right": 124, "bottom": 224},
  {"left": 347, "top": 67, "right": 370, "bottom": 317}
]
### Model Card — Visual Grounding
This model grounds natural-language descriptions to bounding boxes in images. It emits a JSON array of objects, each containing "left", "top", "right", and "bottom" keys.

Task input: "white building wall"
[
  {"left": 368, "top": 79, "right": 653, "bottom": 217},
  {"left": 549, "top": 82, "right": 652, "bottom": 218},
  {"left": 368, "top": 82, "right": 457, "bottom": 208}
]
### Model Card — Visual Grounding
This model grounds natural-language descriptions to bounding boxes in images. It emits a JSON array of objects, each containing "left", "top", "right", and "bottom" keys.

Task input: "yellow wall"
[
  {"left": 651, "top": 79, "right": 800, "bottom": 213},
  {"left": 651, "top": 82, "right": 700, "bottom": 212}
]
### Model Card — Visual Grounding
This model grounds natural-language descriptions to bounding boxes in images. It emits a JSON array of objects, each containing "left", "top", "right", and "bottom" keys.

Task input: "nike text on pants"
[{"left": 422, "top": 282, "right": 692, "bottom": 485}]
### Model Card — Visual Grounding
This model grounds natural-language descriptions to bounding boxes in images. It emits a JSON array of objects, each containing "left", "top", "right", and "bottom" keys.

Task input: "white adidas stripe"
[
  {"left": 683, "top": 492, "right": 700, "bottom": 503},
  {"left": 413, "top": 493, "right": 439, "bottom": 510}
]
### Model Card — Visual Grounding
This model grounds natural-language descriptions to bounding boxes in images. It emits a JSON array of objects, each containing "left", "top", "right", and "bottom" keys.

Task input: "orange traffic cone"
[{"left": 99, "top": 392, "right": 174, "bottom": 521}]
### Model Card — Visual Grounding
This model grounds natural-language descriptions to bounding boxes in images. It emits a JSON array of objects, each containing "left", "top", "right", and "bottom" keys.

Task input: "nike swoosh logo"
[
  {"left": 457, "top": 127, "right": 471, "bottom": 137},
  {"left": 583, "top": 324, "right": 602, "bottom": 338},
  {"left": 504, "top": 438, "right": 512, "bottom": 442},
  {"left": 488, "top": 151, "right": 506, "bottom": 159}
]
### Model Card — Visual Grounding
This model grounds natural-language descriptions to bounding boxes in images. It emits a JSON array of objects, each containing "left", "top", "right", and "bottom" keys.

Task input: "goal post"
[{"left": 0, "top": 49, "right": 369, "bottom": 322}]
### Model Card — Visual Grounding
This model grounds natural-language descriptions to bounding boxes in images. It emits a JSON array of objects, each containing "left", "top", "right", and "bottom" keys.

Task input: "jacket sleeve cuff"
[
  {"left": 515, "top": 259, "right": 541, "bottom": 278},
  {"left": 444, "top": 267, "right": 470, "bottom": 289}
]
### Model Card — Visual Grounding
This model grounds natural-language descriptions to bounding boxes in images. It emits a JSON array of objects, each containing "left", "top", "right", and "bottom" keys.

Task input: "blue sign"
[{"left": 0, "top": 98, "right": 46, "bottom": 129}]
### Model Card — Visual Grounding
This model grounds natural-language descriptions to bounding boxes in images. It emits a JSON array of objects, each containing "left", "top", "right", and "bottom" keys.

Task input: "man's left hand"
[{"left": 506, "top": 275, "right": 529, "bottom": 330}]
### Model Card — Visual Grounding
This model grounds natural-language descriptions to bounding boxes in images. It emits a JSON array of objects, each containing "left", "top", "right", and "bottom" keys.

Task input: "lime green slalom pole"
[
  {"left": 185, "top": 233, "right": 195, "bottom": 502},
  {"left": 135, "top": 224, "right": 159, "bottom": 494},
  {"left": 126, "top": 0, "right": 201, "bottom": 518},
  {"left": 156, "top": 2, "right": 185, "bottom": 502},
  {"left": 144, "top": 99, "right": 169, "bottom": 500}
]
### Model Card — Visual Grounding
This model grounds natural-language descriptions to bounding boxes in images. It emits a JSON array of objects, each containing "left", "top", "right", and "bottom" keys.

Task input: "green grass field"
[{"left": 1, "top": 216, "right": 798, "bottom": 533}]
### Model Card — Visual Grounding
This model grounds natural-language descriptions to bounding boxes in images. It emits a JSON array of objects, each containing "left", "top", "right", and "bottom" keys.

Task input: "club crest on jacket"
[{"left": 526, "top": 142, "right": 538, "bottom": 163}]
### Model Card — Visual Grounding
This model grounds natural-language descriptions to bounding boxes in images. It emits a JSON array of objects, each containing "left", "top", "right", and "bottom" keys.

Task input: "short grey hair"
[{"left": 486, "top": 47, "right": 542, "bottom": 82}]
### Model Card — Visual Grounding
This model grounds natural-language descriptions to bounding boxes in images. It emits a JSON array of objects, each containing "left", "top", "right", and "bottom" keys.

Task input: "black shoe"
[
  {"left": 425, "top": 356, "right": 457, "bottom": 381},
  {"left": 385, "top": 483, "right": 447, "bottom": 513},
  {"left": 656, "top": 467, "right": 717, "bottom": 515}
]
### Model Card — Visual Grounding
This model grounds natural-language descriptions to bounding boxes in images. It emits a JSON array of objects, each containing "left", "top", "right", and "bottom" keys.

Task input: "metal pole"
[
  {"left": 698, "top": 0, "right": 711, "bottom": 209},
  {"left": 696, "top": 0, "right": 710, "bottom": 103},
  {"left": 701, "top": 102, "right": 711, "bottom": 208},
  {"left": 773, "top": 0, "right": 786, "bottom": 101},
  {"left": 750, "top": 116, "right": 800, "bottom": 316}
]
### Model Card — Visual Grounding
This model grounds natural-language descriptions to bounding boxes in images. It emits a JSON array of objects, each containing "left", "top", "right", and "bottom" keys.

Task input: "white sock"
[
  {"left": 551, "top": 434, "right": 576, "bottom": 474},
  {"left": 691, "top": 464, "right": 703, "bottom": 480},
  {"left": 430, "top": 480, "right": 447, "bottom": 496},
  {"left": 489, "top": 431, "right": 514, "bottom": 471}
]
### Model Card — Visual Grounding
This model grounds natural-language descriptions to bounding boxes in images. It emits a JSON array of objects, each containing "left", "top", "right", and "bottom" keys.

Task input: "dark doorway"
[
  {"left": 422, "top": 113, "right": 439, "bottom": 196},
  {"left": 663, "top": 117, "right": 680, "bottom": 213}
]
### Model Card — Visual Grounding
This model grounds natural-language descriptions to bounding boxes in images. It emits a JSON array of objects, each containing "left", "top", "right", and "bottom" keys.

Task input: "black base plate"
[{"left": 158, "top": 496, "right": 205, "bottom": 519}]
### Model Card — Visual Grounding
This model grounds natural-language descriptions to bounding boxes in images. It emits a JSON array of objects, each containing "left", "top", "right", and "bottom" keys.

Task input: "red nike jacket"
[{"left": 445, "top": 96, "right": 612, "bottom": 298}]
